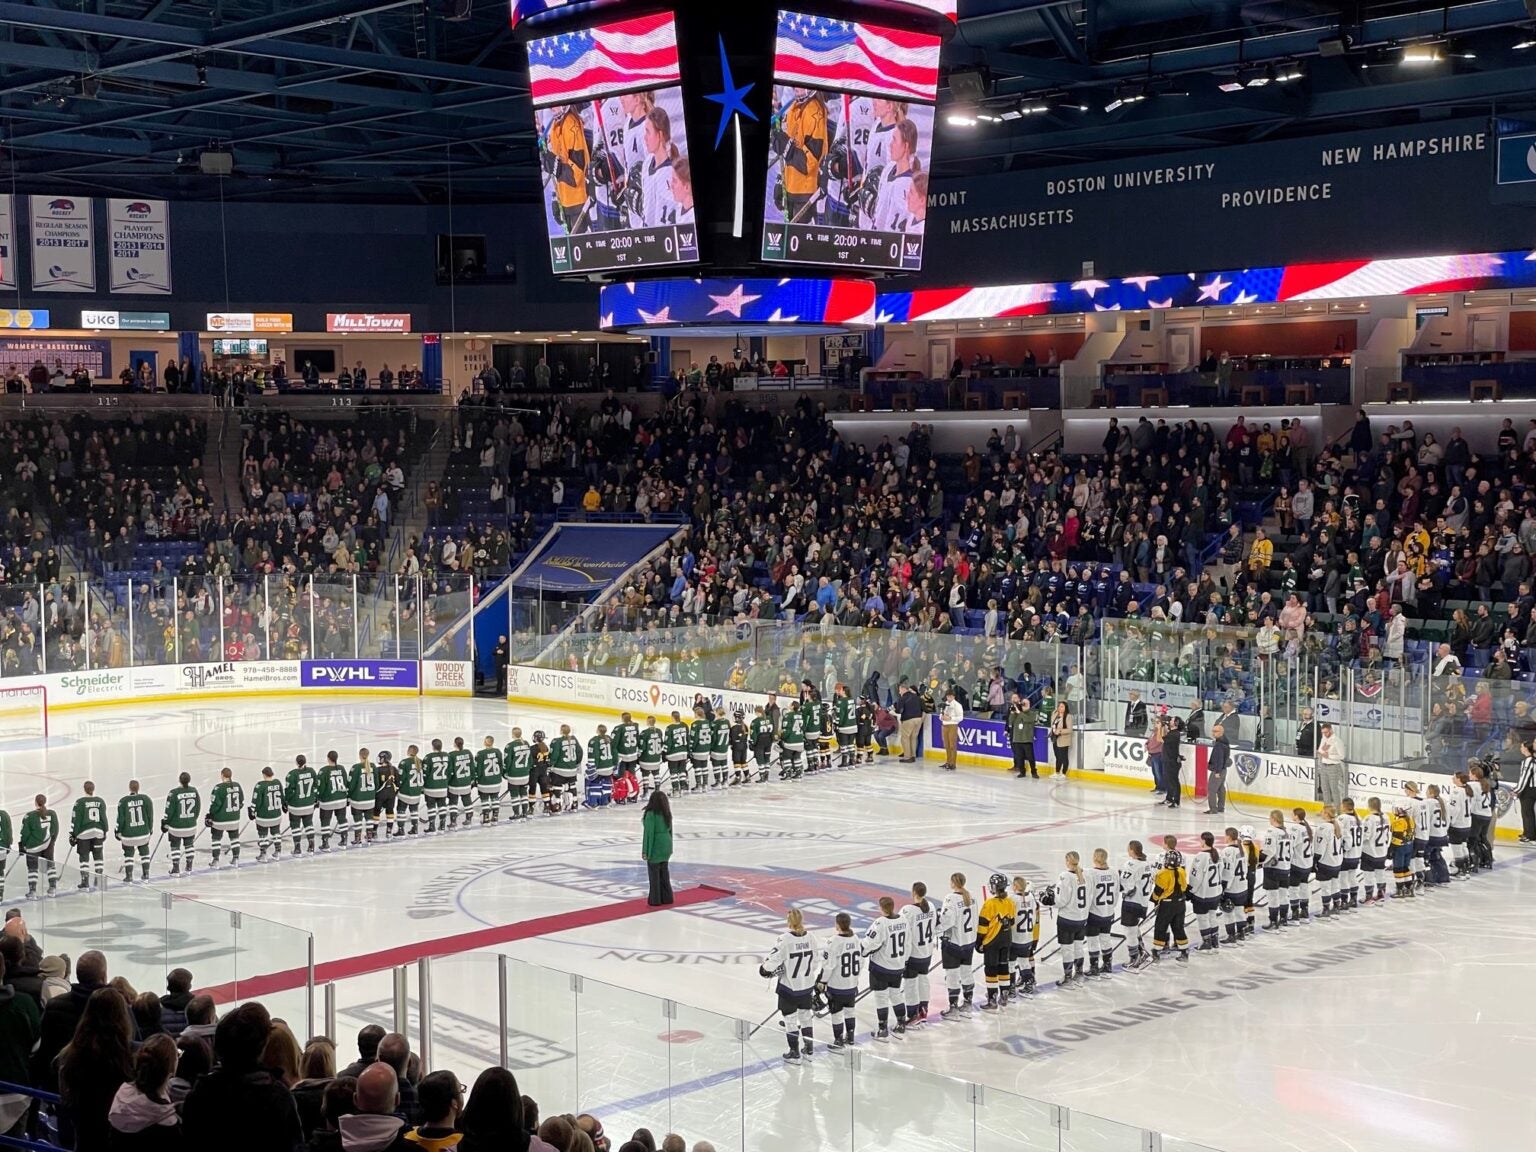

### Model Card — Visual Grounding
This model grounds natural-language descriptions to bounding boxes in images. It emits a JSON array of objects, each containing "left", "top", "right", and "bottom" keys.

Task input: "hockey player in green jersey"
[
  {"left": 613, "top": 712, "right": 640, "bottom": 780},
  {"left": 638, "top": 715, "right": 665, "bottom": 795},
  {"left": 503, "top": 728, "right": 533, "bottom": 820},
  {"left": 834, "top": 685, "right": 858, "bottom": 769},
  {"left": 422, "top": 738, "right": 450, "bottom": 833},
  {"left": 375, "top": 750, "right": 399, "bottom": 839},
  {"left": 19, "top": 794, "right": 58, "bottom": 898},
  {"left": 348, "top": 748, "right": 377, "bottom": 845},
  {"left": 585, "top": 725, "right": 615, "bottom": 808},
  {"left": 285, "top": 754, "right": 318, "bottom": 855},
  {"left": 710, "top": 711, "right": 731, "bottom": 789},
  {"left": 750, "top": 705, "right": 775, "bottom": 783},
  {"left": 115, "top": 780, "right": 153, "bottom": 883},
  {"left": 448, "top": 738, "right": 476, "bottom": 828},
  {"left": 69, "top": 781, "right": 109, "bottom": 889},
  {"left": 663, "top": 711, "right": 689, "bottom": 792},
  {"left": 208, "top": 767, "right": 245, "bottom": 867},
  {"left": 548, "top": 724, "right": 583, "bottom": 813},
  {"left": 251, "top": 767, "right": 286, "bottom": 861},
  {"left": 0, "top": 805, "right": 10, "bottom": 900},
  {"left": 474, "top": 737, "right": 505, "bottom": 824},
  {"left": 317, "top": 751, "right": 351, "bottom": 850},
  {"left": 164, "top": 772, "right": 201, "bottom": 874},
  {"left": 396, "top": 745, "right": 425, "bottom": 836},
  {"left": 779, "top": 705, "right": 806, "bottom": 780},
  {"left": 687, "top": 705, "right": 712, "bottom": 792}
]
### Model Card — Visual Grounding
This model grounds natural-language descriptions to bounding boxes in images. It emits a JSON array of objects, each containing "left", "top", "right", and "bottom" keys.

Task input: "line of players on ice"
[
  {"left": 5, "top": 694, "right": 871, "bottom": 894},
  {"left": 759, "top": 785, "right": 1495, "bottom": 1061}
]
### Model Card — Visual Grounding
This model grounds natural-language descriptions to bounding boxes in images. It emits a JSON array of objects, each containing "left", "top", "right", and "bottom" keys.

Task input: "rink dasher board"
[
  {"left": 8, "top": 658, "right": 474, "bottom": 710},
  {"left": 504, "top": 665, "right": 1525, "bottom": 843}
]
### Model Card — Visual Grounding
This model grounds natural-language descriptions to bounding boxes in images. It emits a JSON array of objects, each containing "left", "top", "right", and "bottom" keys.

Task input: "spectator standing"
[
  {"left": 1006, "top": 695, "right": 1037, "bottom": 779},
  {"left": 896, "top": 684, "right": 923, "bottom": 763},
  {"left": 404, "top": 1071, "right": 461, "bottom": 1151},
  {"left": 494, "top": 635, "right": 510, "bottom": 697},
  {"left": 1206, "top": 723, "right": 1230, "bottom": 815},
  {"left": 1162, "top": 719, "right": 1183, "bottom": 808},
  {"left": 642, "top": 791, "right": 674, "bottom": 907},
  {"left": 1316, "top": 723, "right": 1347, "bottom": 807},
  {"left": 337, "top": 1063, "right": 412, "bottom": 1152},
  {"left": 159, "top": 969, "right": 193, "bottom": 1036},
  {"left": 1123, "top": 690, "right": 1147, "bottom": 736},
  {"left": 107, "top": 1033, "right": 183, "bottom": 1150},
  {"left": 36, "top": 948, "right": 108, "bottom": 1089},
  {"left": 1146, "top": 715, "right": 1165, "bottom": 798},
  {"left": 0, "top": 952, "right": 39, "bottom": 1137},
  {"left": 58, "top": 987, "right": 134, "bottom": 1152},
  {"left": 939, "top": 691, "right": 963, "bottom": 770},
  {"left": 340, "top": 1025, "right": 385, "bottom": 1079},
  {"left": 1049, "top": 701, "right": 1072, "bottom": 776},
  {"left": 181, "top": 1002, "right": 303, "bottom": 1152}
]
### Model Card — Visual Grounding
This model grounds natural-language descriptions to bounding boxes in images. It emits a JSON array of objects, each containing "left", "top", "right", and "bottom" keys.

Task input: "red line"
[{"left": 199, "top": 884, "right": 734, "bottom": 1004}]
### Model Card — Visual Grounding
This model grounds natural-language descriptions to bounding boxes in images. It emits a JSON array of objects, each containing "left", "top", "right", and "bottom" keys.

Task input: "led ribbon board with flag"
[
  {"left": 528, "top": 12, "right": 699, "bottom": 276},
  {"left": 761, "top": 10, "right": 939, "bottom": 272},
  {"left": 875, "top": 248, "right": 1536, "bottom": 323},
  {"left": 599, "top": 276, "right": 875, "bottom": 331},
  {"left": 512, "top": 523, "right": 682, "bottom": 594}
]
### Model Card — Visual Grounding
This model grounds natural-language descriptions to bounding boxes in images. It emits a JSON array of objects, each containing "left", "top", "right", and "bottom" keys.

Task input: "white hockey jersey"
[
  {"left": 1010, "top": 886, "right": 1041, "bottom": 945},
  {"left": 1288, "top": 821, "right": 1315, "bottom": 869},
  {"left": 1119, "top": 857, "right": 1155, "bottom": 908},
  {"left": 1314, "top": 822, "right": 1343, "bottom": 869},
  {"left": 1188, "top": 851, "right": 1224, "bottom": 900},
  {"left": 1055, "top": 869, "right": 1089, "bottom": 924},
  {"left": 939, "top": 892, "right": 977, "bottom": 947},
  {"left": 762, "top": 930, "right": 819, "bottom": 994},
  {"left": 1337, "top": 812, "right": 1364, "bottom": 860},
  {"left": 821, "top": 932, "right": 863, "bottom": 993},
  {"left": 1261, "top": 825, "right": 1293, "bottom": 869},
  {"left": 863, "top": 913, "right": 911, "bottom": 973},
  {"left": 1087, "top": 866, "right": 1119, "bottom": 919},
  {"left": 901, "top": 900, "right": 939, "bottom": 959},
  {"left": 1220, "top": 843, "right": 1250, "bottom": 894},
  {"left": 1363, "top": 811, "right": 1391, "bottom": 859}
]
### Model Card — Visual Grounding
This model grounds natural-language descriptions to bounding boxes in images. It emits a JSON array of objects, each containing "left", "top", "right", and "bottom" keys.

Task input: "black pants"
[
  {"left": 647, "top": 860, "right": 673, "bottom": 906},
  {"left": 1052, "top": 742, "right": 1069, "bottom": 774},
  {"left": 1011, "top": 742, "right": 1036, "bottom": 776},
  {"left": 1520, "top": 788, "right": 1536, "bottom": 840},
  {"left": 1470, "top": 815, "right": 1494, "bottom": 866},
  {"left": 1153, "top": 898, "right": 1188, "bottom": 949}
]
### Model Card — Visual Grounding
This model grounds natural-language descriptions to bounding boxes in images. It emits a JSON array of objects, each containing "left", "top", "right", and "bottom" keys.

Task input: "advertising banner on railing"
[
  {"left": 423, "top": 660, "right": 474, "bottom": 696},
  {"left": 107, "top": 199, "right": 171, "bottom": 294},
  {"left": 301, "top": 660, "right": 419, "bottom": 690},
  {"left": 30, "top": 194, "right": 96, "bottom": 292},
  {"left": 0, "top": 195, "right": 15, "bottom": 290},
  {"left": 511, "top": 523, "right": 681, "bottom": 594},
  {"left": 507, "top": 664, "right": 770, "bottom": 719}
]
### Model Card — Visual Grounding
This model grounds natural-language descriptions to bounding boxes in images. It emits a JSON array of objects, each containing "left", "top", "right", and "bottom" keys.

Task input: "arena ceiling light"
[
  {"left": 945, "top": 107, "right": 979, "bottom": 127},
  {"left": 1400, "top": 42, "right": 1443, "bottom": 64},
  {"left": 1241, "top": 65, "right": 1273, "bottom": 88},
  {"left": 1217, "top": 76, "right": 1245, "bottom": 92},
  {"left": 1104, "top": 85, "right": 1146, "bottom": 113},
  {"left": 1274, "top": 62, "right": 1306, "bottom": 83}
]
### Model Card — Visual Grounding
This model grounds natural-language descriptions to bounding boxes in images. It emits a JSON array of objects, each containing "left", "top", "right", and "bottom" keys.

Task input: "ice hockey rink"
[{"left": 4, "top": 695, "right": 1533, "bottom": 1152}]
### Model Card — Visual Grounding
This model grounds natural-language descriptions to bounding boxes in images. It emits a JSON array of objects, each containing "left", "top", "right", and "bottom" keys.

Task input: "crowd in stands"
[{"left": 0, "top": 930, "right": 711, "bottom": 1152}]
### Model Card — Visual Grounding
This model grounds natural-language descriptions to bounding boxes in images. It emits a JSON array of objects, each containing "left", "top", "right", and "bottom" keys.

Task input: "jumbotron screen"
[
  {"left": 529, "top": 12, "right": 699, "bottom": 275},
  {"left": 761, "top": 10, "right": 939, "bottom": 271}
]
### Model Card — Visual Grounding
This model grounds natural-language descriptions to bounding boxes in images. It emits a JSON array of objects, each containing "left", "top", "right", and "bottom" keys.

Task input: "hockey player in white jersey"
[
  {"left": 761, "top": 909, "right": 820, "bottom": 1064},
  {"left": 1287, "top": 808, "right": 1315, "bottom": 922},
  {"left": 1009, "top": 876, "right": 1041, "bottom": 994},
  {"left": 1220, "top": 826, "right": 1258, "bottom": 941},
  {"left": 1313, "top": 809, "right": 1345, "bottom": 916},
  {"left": 1442, "top": 778, "right": 1473, "bottom": 877},
  {"left": 1361, "top": 796, "right": 1392, "bottom": 904},
  {"left": 1086, "top": 849, "right": 1119, "bottom": 976},
  {"left": 901, "top": 882, "right": 939, "bottom": 1026},
  {"left": 1406, "top": 783, "right": 1434, "bottom": 892},
  {"left": 1337, "top": 799, "right": 1364, "bottom": 909},
  {"left": 1260, "top": 809, "right": 1295, "bottom": 929},
  {"left": 1189, "top": 833, "right": 1226, "bottom": 952},
  {"left": 820, "top": 912, "right": 863, "bottom": 1051},
  {"left": 938, "top": 873, "right": 977, "bottom": 1015},
  {"left": 867, "top": 119, "right": 920, "bottom": 235},
  {"left": 1119, "top": 841, "right": 1156, "bottom": 970},
  {"left": 863, "top": 895, "right": 912, "bottom": 1039}
]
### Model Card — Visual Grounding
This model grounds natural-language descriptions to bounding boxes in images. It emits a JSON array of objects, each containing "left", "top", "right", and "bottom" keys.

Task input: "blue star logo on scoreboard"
[{"left": 703, "top": 34, "right": 756, "bottom": 150}]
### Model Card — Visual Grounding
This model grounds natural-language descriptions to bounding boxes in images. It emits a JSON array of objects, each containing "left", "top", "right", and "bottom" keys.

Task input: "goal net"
[{"left": 0, "top": 685, "right": 47, "bottom": 741}]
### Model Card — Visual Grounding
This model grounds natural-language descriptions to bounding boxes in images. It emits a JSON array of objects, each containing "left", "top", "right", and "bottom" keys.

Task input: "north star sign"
[{"left": 326, "top": 312, "right": 412, "bottom": 334}]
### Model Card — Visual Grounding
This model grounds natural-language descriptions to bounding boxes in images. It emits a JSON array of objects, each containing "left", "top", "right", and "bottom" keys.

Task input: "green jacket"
[
  {"left": 642, "top": 809, "right": 673, "bottom": 863},
  {"left": 19, "top": 809, "right": 57, "bottom": 853}
]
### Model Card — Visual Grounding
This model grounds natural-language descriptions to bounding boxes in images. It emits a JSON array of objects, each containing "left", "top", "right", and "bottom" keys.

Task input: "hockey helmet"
[
  {"left": 988, "top": 872, "right": 1008, "bottom": 896},
  {"left": 1239, "top": 825, "right": 1256, "bottom": 841},
  {"left": 1162, "top": 850, "right": 1183, "bottom": 869},
  {"left": 378, "top": 750, "right": 392, "bottom": 762},
  {"left": 532, "top": 730, "right": 547, "bottom": 743}
]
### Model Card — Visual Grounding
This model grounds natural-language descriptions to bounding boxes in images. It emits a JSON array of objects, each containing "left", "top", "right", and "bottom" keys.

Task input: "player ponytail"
[
  {"left": 1428, "top": 784, "right": 1446, "bottom": 822},
  {"left": 1368, "top": 796, "right": 1383, "bottom": 815},
  {"left": 1200, "top": 831, "right": 1219, "bottom": 863},
  {"left": 1127, "top": 840, "right": 1145, "bottom": 861},
  {"left": 835, "top": 912, "right": 852, "bottom": 935},
  {"left": 879, "top": 895, "right": 896, "bottom": 916},
  {"left": 951, "top": 871, "right": 972, "bottom": 907},
  {"left": 1268, "top": 808, "right": 1285, "bottom": 828},
  {"left": 1292, "top": 807, "right": 1311, "bottom": 832},
  {"left": 894, "top": 118, "right": 920, "bottom": 173},
  {"left": 1091, "top": 848, "right": 1108, "bottom": 869},
  {"left": 911, "top": 880, "right": 929, "bottom": 913},
  {"left": 1064, "top": 850, "right": 1084, "bottom": 883},
  {"left": 647, "top": 106, "right": 680, "bottom": 164},
  {"left": 786, "top": 908, "right": 805, "bottom": 934}
]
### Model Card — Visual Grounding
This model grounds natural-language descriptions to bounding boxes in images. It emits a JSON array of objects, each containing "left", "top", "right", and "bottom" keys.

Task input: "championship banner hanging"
[
  {"left": 29, "top": 195, "right": 96, "bottom": 293},
  {"left": 107, "top": 199, "right": 171, "bottom": 294},
  {"left": 0, "top": 195, "right": 15, "bottom": 290}
]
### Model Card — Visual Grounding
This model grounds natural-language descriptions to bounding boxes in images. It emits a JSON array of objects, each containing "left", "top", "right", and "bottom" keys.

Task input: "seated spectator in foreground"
[
  {"left": 58, "top": 987, "right": 134, "bottom": 1152},
  {"left": 168, "top": 1034, "right": 211, "bottom": 1105},
  {"left": 0, "top": 953, "right": 40, "bottom": 1138},
  {"left": 337, "top": 1062, "right": 411, "bottom": 1152},
  {"left": 403, "top": 1070, "right": 461, "bottom": 1150},
  {"left": 160, "top": 968, "right": 194, "bottom": 1035},
  {"left": 108, "top": 1033, "right": 183, "bottom": 1150},
  {"left": 458, "top": 1067, "right": 559, "bottom": 1152},
  {"left": 294, "top": 1035, "right": 337, "bottom": 1136}
]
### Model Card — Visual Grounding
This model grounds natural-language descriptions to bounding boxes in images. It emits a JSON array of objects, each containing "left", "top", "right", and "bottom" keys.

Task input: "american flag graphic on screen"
[
  {"left": 773, "top": 11, "right": 941, "bottom": 102},
  {"left": 527, "top": 12, "right": 680, "bottom": 108}
]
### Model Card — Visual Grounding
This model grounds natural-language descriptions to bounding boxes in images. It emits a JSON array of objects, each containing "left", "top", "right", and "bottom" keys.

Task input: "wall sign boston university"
[{"left": 916, "top": 117, "right": 1526, "bottom": 286}]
